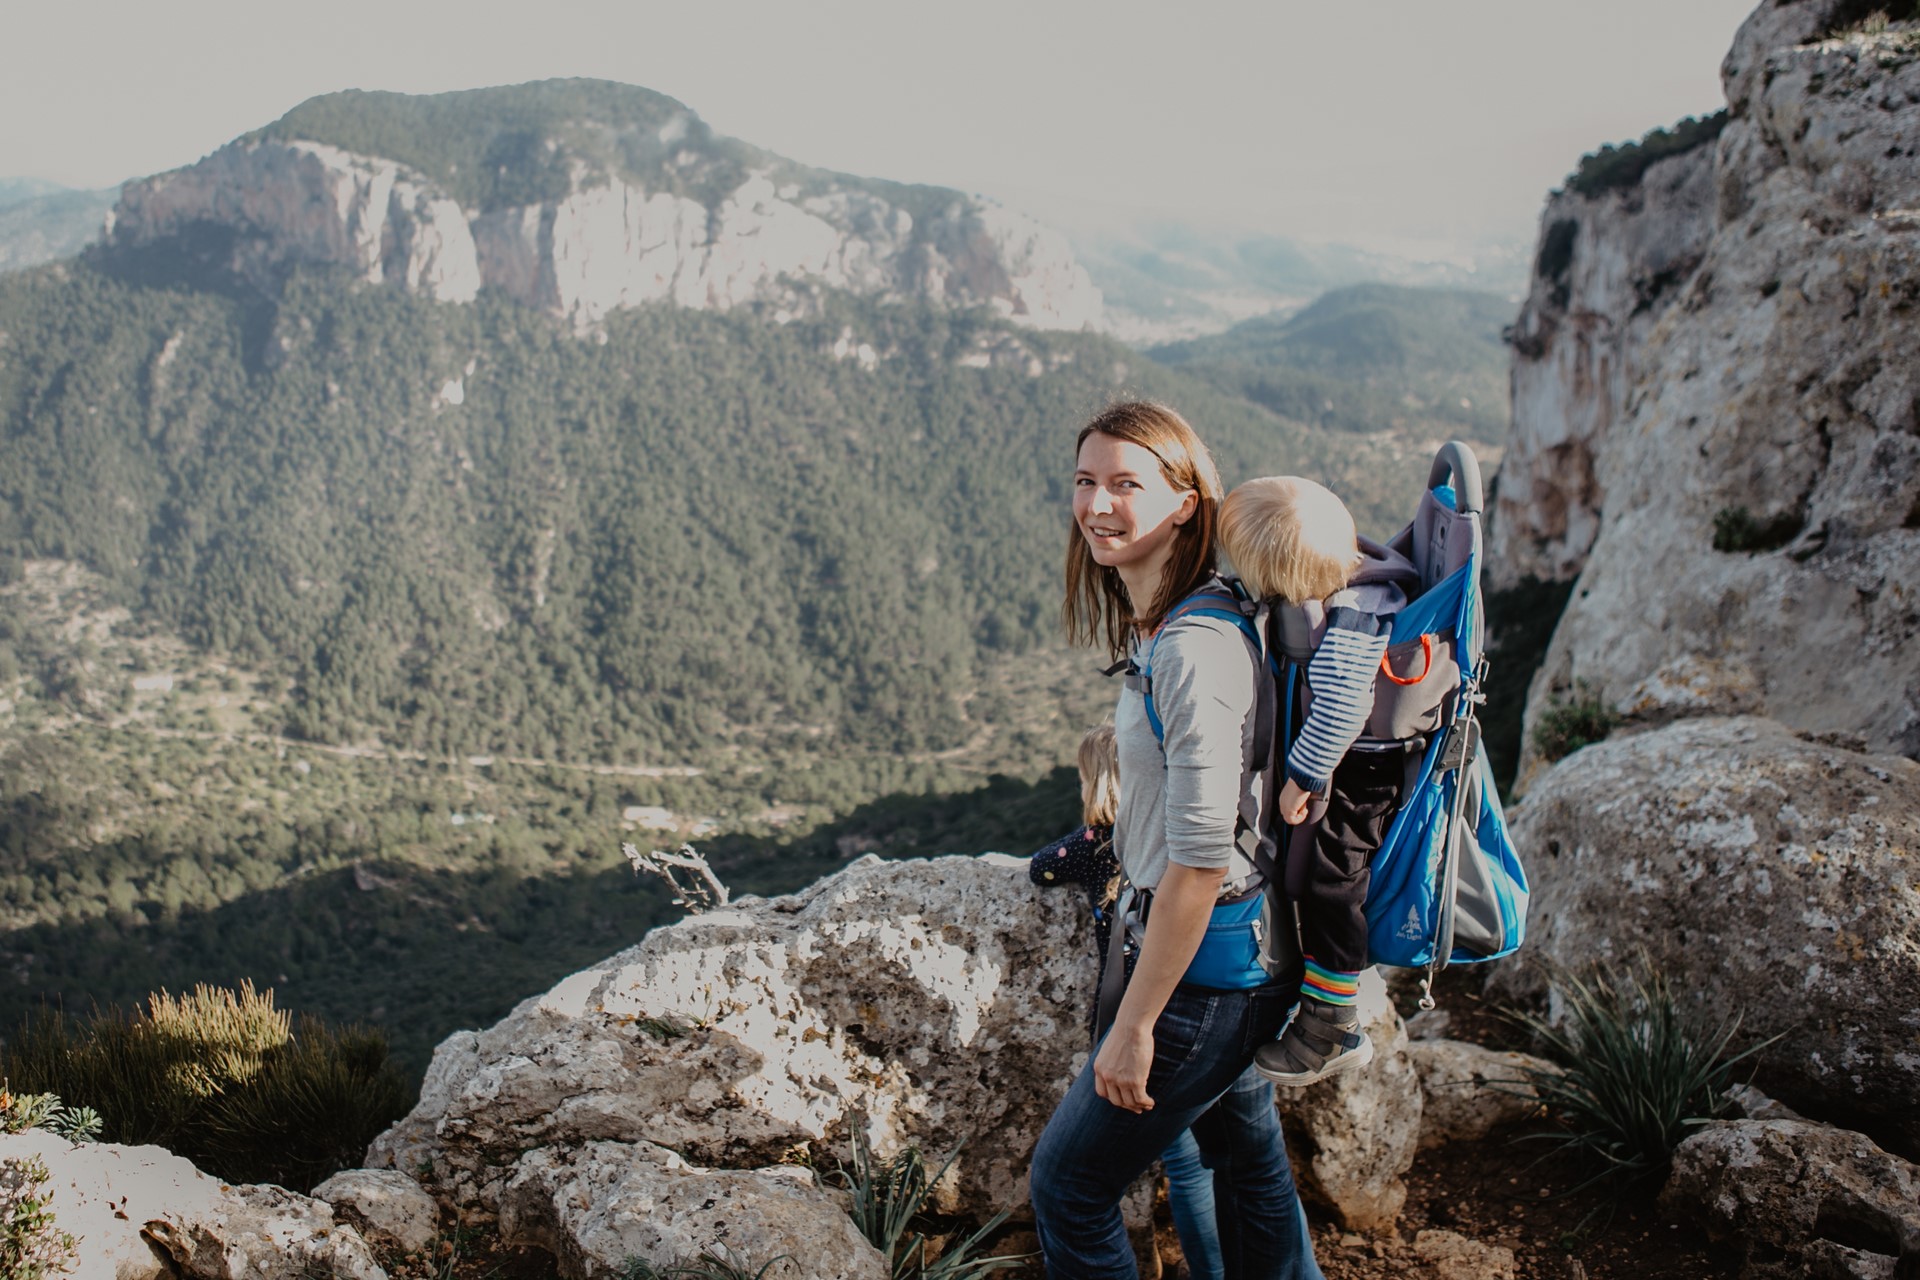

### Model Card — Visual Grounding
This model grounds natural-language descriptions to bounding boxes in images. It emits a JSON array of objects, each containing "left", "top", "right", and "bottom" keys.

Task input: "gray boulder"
[
  {"left": 1489, "top": 717, "right": 1920, "bottom": 1150},
  {"left": 1406, "top": 1039, "right": 1558, "bottom": 1150},
  {"left": 369, "top": 853, "right": 1094, "bottom": 1219},
  {"left": 1660, "top": 1119, "right": 1920, "bottom": 1278},
  {"left": 311, "top": 1167, "right": 441, "bottom": 1257},
  {"left": 497, "top": 1141, "right": 888, "bottom": 1280}
]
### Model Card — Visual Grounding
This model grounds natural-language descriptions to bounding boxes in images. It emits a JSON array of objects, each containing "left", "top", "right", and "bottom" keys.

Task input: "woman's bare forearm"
[{"left": 1114, "top": 862, "right": 1227, "bottom": 1031}]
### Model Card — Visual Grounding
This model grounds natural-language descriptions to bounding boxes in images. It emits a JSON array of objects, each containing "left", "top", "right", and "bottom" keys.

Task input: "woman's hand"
[
  {"left": 1097, "top": 862, "right": 1226, "bottom": 1114},
  {"left": 1277, "top": 778, "right": 1313, "bottom": 825},
  {"left": 1094, "top": 1020, "right": 1157, "bottom": 1113}
]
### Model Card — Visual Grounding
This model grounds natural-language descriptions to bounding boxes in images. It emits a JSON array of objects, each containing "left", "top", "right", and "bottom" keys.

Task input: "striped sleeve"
[{"left": 1286, "top": 605, "right": 1390, "bottom": 794}]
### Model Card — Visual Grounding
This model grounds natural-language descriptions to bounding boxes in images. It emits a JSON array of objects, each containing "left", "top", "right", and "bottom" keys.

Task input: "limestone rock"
[
  {"left": 1412, "top": 1228, "right": 1517, "bottom": 1280},
  {"left": 1660, "top": 1119, "right": 1920, "bottom": 1278},
  {"left": 312, "top": 1167, "right": 441, "bottom": 1256},
  {"left": 496, "top": 1141, "right": 886, "bottom": 1280},
  {"left": 367, "top": 854, "right": 1094, "bottom": 1219},
  {"left": 110, "top": 140, "right": 481, "bottom": 304},
  {"left": 145, "top": 1181, "right": 388, "bottom": 1280},
  {"left": 1489, "top": 717, "right": 1920, "bottom": 1149},
  {"left": 1497, "top": 5, "right": 1920, "bottom": 766},
  {"left": 0, "top": 1128, "right": 385, "bottom": 1280},
  {"left": 0, "top": 1129, "right": 185, "bottom": 1280},
  {"left": 109, "top": 108, "right": 1102, "bottom": 334},
  {"left": 1272, "top": 969, "right": 1421, "bottom": 1230},
  {"left": 1493, "top": 131, "right": 1717, "bottom": 588},
  {"left": 1406, "top": 1039, "right": 1557, "bottom": 1150}
]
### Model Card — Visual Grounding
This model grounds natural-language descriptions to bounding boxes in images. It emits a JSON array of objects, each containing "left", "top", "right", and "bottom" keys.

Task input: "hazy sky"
[{"left": 5, "top": 0, "right": 1757, "bottom": 256}]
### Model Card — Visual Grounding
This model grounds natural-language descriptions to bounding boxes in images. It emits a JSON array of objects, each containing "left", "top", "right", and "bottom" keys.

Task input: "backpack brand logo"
[{"left": 1396, "top": 904, "right": 1424, "bottom": 943}]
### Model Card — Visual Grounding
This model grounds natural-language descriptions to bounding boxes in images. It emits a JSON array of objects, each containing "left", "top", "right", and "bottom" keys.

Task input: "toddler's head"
[
  {"left": 1077, "top": 723, "right": 1119, "bottom": 828},
  {"left": 1219, "top": 476, "right": 1359, "bottom": 603}
]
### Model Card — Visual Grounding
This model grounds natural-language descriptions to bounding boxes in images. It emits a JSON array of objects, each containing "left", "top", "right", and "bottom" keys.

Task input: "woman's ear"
[{"left": 1171, "top": 489, "right": 1199, "bottom": 527}]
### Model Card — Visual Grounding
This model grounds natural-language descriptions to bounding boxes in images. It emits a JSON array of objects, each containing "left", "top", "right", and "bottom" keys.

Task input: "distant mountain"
[
  {"left": 1067, "top": 221, "right": 1526, "bottom": 345},
  {"left": 0, "top": 182, "right": 116, "bottom": 272},
  {"left": 1145, "top": 283, "right": 1512, "bottom": 444},
  {"left": 105, "top": 79, "right": 1101, "bottom": 332}
]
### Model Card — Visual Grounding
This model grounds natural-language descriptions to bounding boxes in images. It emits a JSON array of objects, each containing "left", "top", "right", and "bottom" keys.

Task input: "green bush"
[
  {"left": 1531, "top": 684, "right": 1618, "bottom": 763},
  {"left": 0, "top": 1155, "right": 77, "bottom": 1279},
  {"left": 0, "top": 983, "right": 409, "bottom": 1192},
  {"left": 1712, "top": 505, "right": 1803, "bottom": 553},
  {"left": 1504, "top": 963, "right": 1778, "bottom": 1187},
  {"left": 1566, "top": 112, "right": 1729, "bottom": 199}
]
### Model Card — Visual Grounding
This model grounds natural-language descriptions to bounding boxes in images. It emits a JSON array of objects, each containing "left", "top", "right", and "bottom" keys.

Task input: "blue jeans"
[
  {"left": 1159, "top": 1129, "right": 1223, "bottom": 1280},
  {"left": 1030, "top": 984, "right": 1324, "bottom": 1280}
]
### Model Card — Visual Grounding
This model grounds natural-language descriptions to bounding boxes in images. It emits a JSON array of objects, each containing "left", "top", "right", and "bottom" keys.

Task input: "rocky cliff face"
[
  {"left": 1495, "top": 2, "right": 1920, "bottom": 766},
  {"left": 106, "top": 83, "right": 1102, "bottom": 332}
]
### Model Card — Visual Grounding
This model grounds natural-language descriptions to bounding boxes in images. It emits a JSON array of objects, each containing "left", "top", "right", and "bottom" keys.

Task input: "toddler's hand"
[{"left": 1278, "top": 779, "right": 1312, "bottom": 825}]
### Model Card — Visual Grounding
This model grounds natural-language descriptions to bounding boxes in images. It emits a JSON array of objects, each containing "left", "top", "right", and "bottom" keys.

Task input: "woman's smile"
[{"left": 1073, "top": 434, "right": 1197, "bottom": 583}]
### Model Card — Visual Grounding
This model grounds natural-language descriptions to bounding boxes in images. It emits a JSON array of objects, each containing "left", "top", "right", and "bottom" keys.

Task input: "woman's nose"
[{"left": 1089, "top": 486, "right": 1115, "bottom": 514}]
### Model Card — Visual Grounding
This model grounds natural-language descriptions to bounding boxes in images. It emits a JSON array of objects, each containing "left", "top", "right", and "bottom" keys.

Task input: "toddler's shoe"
[{"left": 1254, "top": 1000, "right": 1372, "bottom": 1086}]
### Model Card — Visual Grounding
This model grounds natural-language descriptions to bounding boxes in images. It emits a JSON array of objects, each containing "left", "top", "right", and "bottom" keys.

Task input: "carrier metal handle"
[{"left": 1427, "top": 441, "right": 1484, "bottom": 515}]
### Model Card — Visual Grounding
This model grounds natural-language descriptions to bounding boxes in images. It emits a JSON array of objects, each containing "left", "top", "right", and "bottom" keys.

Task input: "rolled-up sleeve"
[{"left": 1150, "top": 622, "right": 1256, "bottom": 870}]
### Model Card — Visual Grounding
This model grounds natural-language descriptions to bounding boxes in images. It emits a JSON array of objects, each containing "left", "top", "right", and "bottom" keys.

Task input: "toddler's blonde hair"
[
  {"left": 1077, "top": 723, "right": 1120, "bottom": 828},
  {"left": 1219, "top": 475, "right": 1360, "bottom": 603}
]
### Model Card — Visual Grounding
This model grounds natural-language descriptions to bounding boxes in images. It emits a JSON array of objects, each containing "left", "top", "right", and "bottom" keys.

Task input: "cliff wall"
[{"left": 1497, "top": 1, "right": 1920, "bottom": 769}]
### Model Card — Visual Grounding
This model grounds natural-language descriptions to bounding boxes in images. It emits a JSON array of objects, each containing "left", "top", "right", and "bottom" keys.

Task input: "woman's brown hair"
[{"left": 1062, "top": 400, "right": 1224, "bottom": 660}]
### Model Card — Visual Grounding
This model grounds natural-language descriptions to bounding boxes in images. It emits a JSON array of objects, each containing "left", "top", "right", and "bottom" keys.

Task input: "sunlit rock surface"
[
  {"left": 368, "top": 853, "right": 1094, "bottom": 1219},
  {"left": 1493, "top": 0, "right": 1920, "bottom": 771},
  {"left": 1489, "top": 716, "right": 1920, "bottom": 1150}
]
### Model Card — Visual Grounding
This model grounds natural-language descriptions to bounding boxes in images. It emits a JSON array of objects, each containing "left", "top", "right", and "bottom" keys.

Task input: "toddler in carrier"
[{"left": 1219, "top": 476, "right": 1409, "bottom": 1087}]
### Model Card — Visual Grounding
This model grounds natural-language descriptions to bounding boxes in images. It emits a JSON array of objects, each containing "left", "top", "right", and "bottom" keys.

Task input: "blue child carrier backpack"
[{"left": 1129, "top": 442, "right": 1529, "bottom": 1008}]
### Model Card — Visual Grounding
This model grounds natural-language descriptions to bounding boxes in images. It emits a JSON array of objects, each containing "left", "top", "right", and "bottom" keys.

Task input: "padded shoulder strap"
[{"left": 1136, "top": 581, "right": 1263, "bottom": 744}]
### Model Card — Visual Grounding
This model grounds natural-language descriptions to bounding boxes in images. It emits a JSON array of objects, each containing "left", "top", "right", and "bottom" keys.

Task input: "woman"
[{"left": 1028, "top": 401, "right": 1322, "bottom": 1280}]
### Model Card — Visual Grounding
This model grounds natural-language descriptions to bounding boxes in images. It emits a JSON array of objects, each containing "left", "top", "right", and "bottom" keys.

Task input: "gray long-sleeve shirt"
[{"left": 1113, "top": 614, "right": 1261, "bottom": 894}]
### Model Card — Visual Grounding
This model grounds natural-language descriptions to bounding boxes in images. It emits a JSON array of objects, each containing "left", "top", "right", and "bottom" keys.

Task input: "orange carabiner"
[{"left": 1381, "top": 634, "right": 1434, "bottom": 686}]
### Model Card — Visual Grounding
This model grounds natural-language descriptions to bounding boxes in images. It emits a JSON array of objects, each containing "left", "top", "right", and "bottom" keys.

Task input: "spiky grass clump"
[
  {"left": 1506, "top": 963, "right": 1778, "bottom": 1187},
  {"left": 839, "top": 1131, "right": 1030, "bottom": 1280},
  {"left": 622, "top": 1250, "right": 792, "bottom": 1280}
]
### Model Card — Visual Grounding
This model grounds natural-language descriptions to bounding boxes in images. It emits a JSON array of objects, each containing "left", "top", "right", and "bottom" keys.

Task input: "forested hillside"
[
  {"left": 1148, "top": 283, "right": 1512, "bottom": 445},
  {"left": 0, "top": 253, "right": 1456, "bottom": 1068}
]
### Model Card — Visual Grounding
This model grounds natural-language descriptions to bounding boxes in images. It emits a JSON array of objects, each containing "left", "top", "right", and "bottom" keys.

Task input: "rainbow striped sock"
[{"left": 1301, "top": 959, "right": 1361, "bottom": 1007}]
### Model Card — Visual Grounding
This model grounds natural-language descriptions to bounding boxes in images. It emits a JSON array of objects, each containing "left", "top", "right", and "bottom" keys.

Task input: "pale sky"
[{"left": 4, "top": 0, "right": 1757, "bottom": 255}]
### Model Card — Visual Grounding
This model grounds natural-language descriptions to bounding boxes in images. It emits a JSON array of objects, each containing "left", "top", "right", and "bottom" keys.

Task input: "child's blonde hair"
[
  {"left": 1077, "top": 723, "right": 1119, "bottom": 828},
  {"left": 1219, "top": 475, "right": 1360, "bottom": 603}
]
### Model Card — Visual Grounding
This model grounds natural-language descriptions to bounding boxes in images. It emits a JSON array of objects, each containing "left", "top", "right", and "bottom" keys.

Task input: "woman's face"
[{"left": 1073, "top": 433, "right": 1197, "bottom": 586}]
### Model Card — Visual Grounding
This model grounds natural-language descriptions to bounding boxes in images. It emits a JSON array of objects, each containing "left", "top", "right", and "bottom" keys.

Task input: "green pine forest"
[{"left": 0, "top": 236, "right": 1506, "bottom": 1072}]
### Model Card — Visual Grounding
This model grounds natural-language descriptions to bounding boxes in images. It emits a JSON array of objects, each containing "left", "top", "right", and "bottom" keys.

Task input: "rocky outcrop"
[
  {"left": 368, "top": 851, "right": 1426, "bottom": 1258},
  {"left": 1661, "top": 1118, "right": 1920, "bottom": 1278},
  {"left": 0, "top": 1128, "right": 386, "bottom": 1280},
  {"left": 1493, "top": 132, "right": 1719, "bottom": 587},
  {"left": 497, "top": 1141, "right": 888, "bottom": 1280},
  {"left": 311, "top": 1167, "right": 442, "bottom": 1257},
  {"left": 1488, "top": 717, "right": 1920, "bottom": 1150},
  {"left": 107, "top": 99, "right": 1102, "bottom": 332},
  {"left": 1495, "top": 2, "right": 1920, "bottom": 764},
  {"left": 369, "top": 853, "right": 1094, "bottom": 1222}
]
